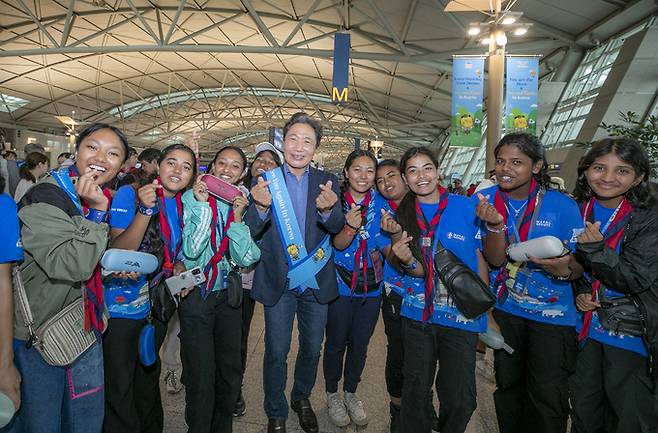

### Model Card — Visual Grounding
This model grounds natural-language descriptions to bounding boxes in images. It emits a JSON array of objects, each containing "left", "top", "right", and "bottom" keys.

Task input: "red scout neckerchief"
[
  {"left": 414, "top": 186, "right": 449, "bottom": 322},
  {"left": 69, "top": 167, "right": 113, "bottom": 332},
  {"left": 388, "top": 200, "right": 398, "bottom": 212},
  {"left": 491, "top": 178, "right": 541, "bottom": 302},
  {"left": 577, "top": 197, "right": 633, "bottom": 342},
  {"left": 345, "top": 190, "right": 372, "bottom": 296},
  {"left": 154, "top": 178, "right": 184, "bottom": 280},
  {"left": 201, "top": 196, "right": 235, "bottom": 299}
]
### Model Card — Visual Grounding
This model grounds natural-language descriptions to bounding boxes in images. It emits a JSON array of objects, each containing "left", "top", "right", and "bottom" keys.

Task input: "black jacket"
[{"left": 574, "top": 200, "right": 658, "bottom": 385}]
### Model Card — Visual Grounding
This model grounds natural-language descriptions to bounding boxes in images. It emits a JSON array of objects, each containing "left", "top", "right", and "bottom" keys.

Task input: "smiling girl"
[
  {"left": 178, "top": 145, "right": 260, "bottom": 433},
  {"left": 475, "top": 133, "right": 584, "bottom": 433},
  {"left": 102, "top": 143, "right": 196, "bottom": 433},
  {"left": 322, "top": 149, "right": 388, "bottom": 428},
  {"left": 9, "top": 123, "right": 128, "bottom": 433},
  {"left": 570, "top": 138, "right": 658, "bottom": 433},
  {"left": 390, "top": 147, "right": 488, "bottom": 433}
]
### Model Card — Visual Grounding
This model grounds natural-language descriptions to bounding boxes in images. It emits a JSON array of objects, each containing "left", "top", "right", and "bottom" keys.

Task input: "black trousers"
[
  {"left": 178, "top": 290, "right": 243, "bottom": 433},
  {"left": 492, "top": 309, "right": 577, "bottom": 433},
  {"left": 400, "top": 318, "right": 477, "bottom": 433},
  {"left": 102, "top": 317, "right": 167, "bottom": 433},
  {"left": 570, "top": 339, "right": 658, "bottom": 433},
  {"left": 382, "top": 291, "right": 404, "bottom": 399},
  {"left": 240, "top": 288, "right": 256, "bottom": 376},
  {"left": 323, "top": 295, "right": 382, "bottom": 393}
]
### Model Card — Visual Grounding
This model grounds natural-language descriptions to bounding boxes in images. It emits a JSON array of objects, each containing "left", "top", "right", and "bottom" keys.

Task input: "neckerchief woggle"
[
  {"left": 577, "top": 197, "right": 633, "bottom": 343},
  {"left": 149, "top": 179, "right": 184, "bottom": 290},
  {"left": 201, "top": 196, "right": 235, "bottom": 299},
  {"left": 344, "top": 190, "right": 374, "bottom": 296},
  {"left": 415, "top": 186, "right": 449, "bottom": 322},
  {"left": 50, "top": 167, "right": 112, "bottom": 332},
  {"left": 491, "top": 179, "right": 543, "bottom": 304},
  {"left": 263, "top": 167, "right": 332, "bottom": 292}
]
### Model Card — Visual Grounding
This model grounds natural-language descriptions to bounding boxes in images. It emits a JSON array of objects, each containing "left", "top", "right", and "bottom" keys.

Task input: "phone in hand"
[{"left": 165, "top": 266, "right": 206, "bottom": 295}]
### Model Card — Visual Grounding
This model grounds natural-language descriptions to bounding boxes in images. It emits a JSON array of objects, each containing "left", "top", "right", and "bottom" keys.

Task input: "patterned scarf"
[
  {"left": 201, "top": 196, "right": 235, "bottom": 299},
  {"left": 68, "top": 167, "right": 112, "bottom": 332},
  {"left": 491, "top": 179, "right": 542, "bottom": 302},
  {"left": 345, "top": 190, "right": 373, "bottom": 296},
  {"left": 149, "top": 180, "right": 184, "bottom": 289},
  {"left": 577, "top": 197, "right": 633, "bottom": 342},
  {"left": 414, "top": 186, "right": 449, "bottom": 322}
]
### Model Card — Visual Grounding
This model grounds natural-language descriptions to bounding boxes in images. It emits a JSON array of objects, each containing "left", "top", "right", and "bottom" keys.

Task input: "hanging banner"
[
  {"left": 332, "top": 32, "right": 350, "bottom": 105},
  {"left": 505, "top": 56, "right": 539, "bottom": 135},
  {"left": 450, "top": 56, "right": 485, "bottom": 148}
]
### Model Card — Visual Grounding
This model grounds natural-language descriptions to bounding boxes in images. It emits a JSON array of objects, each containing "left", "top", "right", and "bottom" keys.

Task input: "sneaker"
[
  {"left": 234, "top": 390, "right": 246, "bottom": 417},
  {"left": 344, "top": 392, "right": 368, "bottom": 426},
  {"left": 165, "top": 369, "right": 183, "bottom": 394},
  {"left": 326, "top": 392, "right": 350, "bottom": 427}
]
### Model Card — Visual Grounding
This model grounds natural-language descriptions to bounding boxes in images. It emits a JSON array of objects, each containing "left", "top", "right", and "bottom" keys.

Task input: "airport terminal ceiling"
[{"left": 0, "top": 0, "right": 655, "bottom": 170}]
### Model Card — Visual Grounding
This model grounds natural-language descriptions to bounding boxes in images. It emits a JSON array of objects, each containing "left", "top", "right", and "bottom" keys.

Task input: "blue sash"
[{"left": 264, "top": 167, "right": 332, "bottom": 292}]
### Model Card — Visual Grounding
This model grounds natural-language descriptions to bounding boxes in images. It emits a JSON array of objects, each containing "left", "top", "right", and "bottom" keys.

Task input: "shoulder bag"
[
  {"left": 433, "top": 241, "right": 494, "bottom": 319},
  {"left": 13, "top": 267, "right": 106, "bottom": 367}
]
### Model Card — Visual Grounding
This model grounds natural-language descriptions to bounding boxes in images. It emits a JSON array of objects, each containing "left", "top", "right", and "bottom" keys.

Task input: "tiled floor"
[{"left": 163, "top": 303, "right": 500, "bottom": 433}]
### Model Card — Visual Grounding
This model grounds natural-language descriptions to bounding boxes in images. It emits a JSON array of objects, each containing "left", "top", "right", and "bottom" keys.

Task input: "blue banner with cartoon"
[
  {"left": 450, "top": 56, "right": 485, "bottom": 148},
  {"left": 505, "top": 56, "right": 538, "bottom": 135}
]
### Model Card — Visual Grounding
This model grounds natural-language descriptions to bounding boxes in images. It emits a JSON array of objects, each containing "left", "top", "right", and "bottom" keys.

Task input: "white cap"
[{"left": 254, "top": 142, "right": 283, "bottom": 164}]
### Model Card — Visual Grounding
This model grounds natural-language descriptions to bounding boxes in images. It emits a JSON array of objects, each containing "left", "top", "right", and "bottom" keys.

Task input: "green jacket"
[
  {"left": 14, "top": 176, "right": 109, "bottom": 341},
  {"left": 181, "top": 189, "right": 260, "bottom": 292}
]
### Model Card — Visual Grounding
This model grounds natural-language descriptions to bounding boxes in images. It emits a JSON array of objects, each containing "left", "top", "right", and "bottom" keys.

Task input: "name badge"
[{"left": 421, "top": 237, "right": 432, "bottom": 247}]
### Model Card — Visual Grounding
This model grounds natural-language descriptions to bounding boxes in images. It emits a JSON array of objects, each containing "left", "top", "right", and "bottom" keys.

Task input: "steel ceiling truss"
[{"left": 0, "top": 0, "right": 647, "bottom": 156}]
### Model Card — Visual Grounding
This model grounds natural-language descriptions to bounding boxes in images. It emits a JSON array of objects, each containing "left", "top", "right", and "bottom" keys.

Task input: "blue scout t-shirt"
[
  {"left": 400, "top": 195, "right": 487, "bottom": 333},
  {"left": 575, "top": 201, "right": 647, "bottom": 356},
  {"left": 476, "top": 185, "right": 584, "bottom": 327},
  {"left": 334, "top": 191, "right": 388, "bottom": 298},
  {"left": 105, "top": 185, "right": 181, "bottom": 319},
  {"left": 0, "top": 194, "right": 23, "bottom": 263}
]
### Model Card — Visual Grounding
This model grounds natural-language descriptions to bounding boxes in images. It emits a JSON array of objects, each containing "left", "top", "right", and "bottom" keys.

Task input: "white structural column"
[{"left": 485, "top": 29, "right": 505, "bottom": 175}]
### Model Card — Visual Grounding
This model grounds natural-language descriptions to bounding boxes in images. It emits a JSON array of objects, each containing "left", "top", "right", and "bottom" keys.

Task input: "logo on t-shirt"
[
  {"left": 536, "top": 219, "right": 552, "bottom": 228},
  {"left": 447, "top": 232, "right": 466, "bottom": 242}
]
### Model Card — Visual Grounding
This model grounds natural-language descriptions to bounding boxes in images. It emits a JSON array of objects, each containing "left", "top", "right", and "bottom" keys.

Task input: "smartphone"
[
  {"left": 200, "top": 174, "right": 242, "bottom": 203},
  {"left": 165, "top": 266, "right": 206, "bottom": 295}
]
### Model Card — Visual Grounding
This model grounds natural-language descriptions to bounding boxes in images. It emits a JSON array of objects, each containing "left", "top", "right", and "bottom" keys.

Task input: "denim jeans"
[
  {"left": 263, "top": 289, "right": 328, "bottom": 419},
  {"left": 3, "top": 339, "right": 104, "bottom": 433}
]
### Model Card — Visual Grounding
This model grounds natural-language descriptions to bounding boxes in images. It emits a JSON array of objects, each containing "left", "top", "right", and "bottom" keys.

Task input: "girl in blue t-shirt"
[
  {"left": 103, "top": 143, "right": 196, "bottom": 433},
  {"left": 323, "top": 149, "right": 387, "bottom": 428},
  {"left": 475, "top": 133, "right": 584, "bottom": 433},
  {"left": 570, "top": 138, "right": 658, "bottom": 433},
  {"left": 0, "top": 174, "right": 23, "bottom": 422},
  {"left": 390, "top": 146, "right": 489, "bottom": 433}
]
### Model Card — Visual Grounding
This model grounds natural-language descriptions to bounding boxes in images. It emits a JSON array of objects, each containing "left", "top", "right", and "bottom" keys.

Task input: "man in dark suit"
[{"left": 245, "top": 112, "right": 344, "bottom": 433}]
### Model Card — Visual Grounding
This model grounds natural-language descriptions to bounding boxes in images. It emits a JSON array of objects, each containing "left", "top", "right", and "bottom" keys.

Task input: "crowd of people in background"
[{"left": 0, "top": 112, "right": 656, "bottom": 433}]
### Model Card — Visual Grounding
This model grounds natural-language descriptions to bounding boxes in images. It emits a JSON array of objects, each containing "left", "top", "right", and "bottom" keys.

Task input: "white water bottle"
[
  {"left": 506, "top": 235, "right": 568, "bottom": 262},
  {"left": 479, "top": 328, "right": 514, "bottom": 354},
  {"left": 0, "top": 391, "right": 16, "bottom": 428}
]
